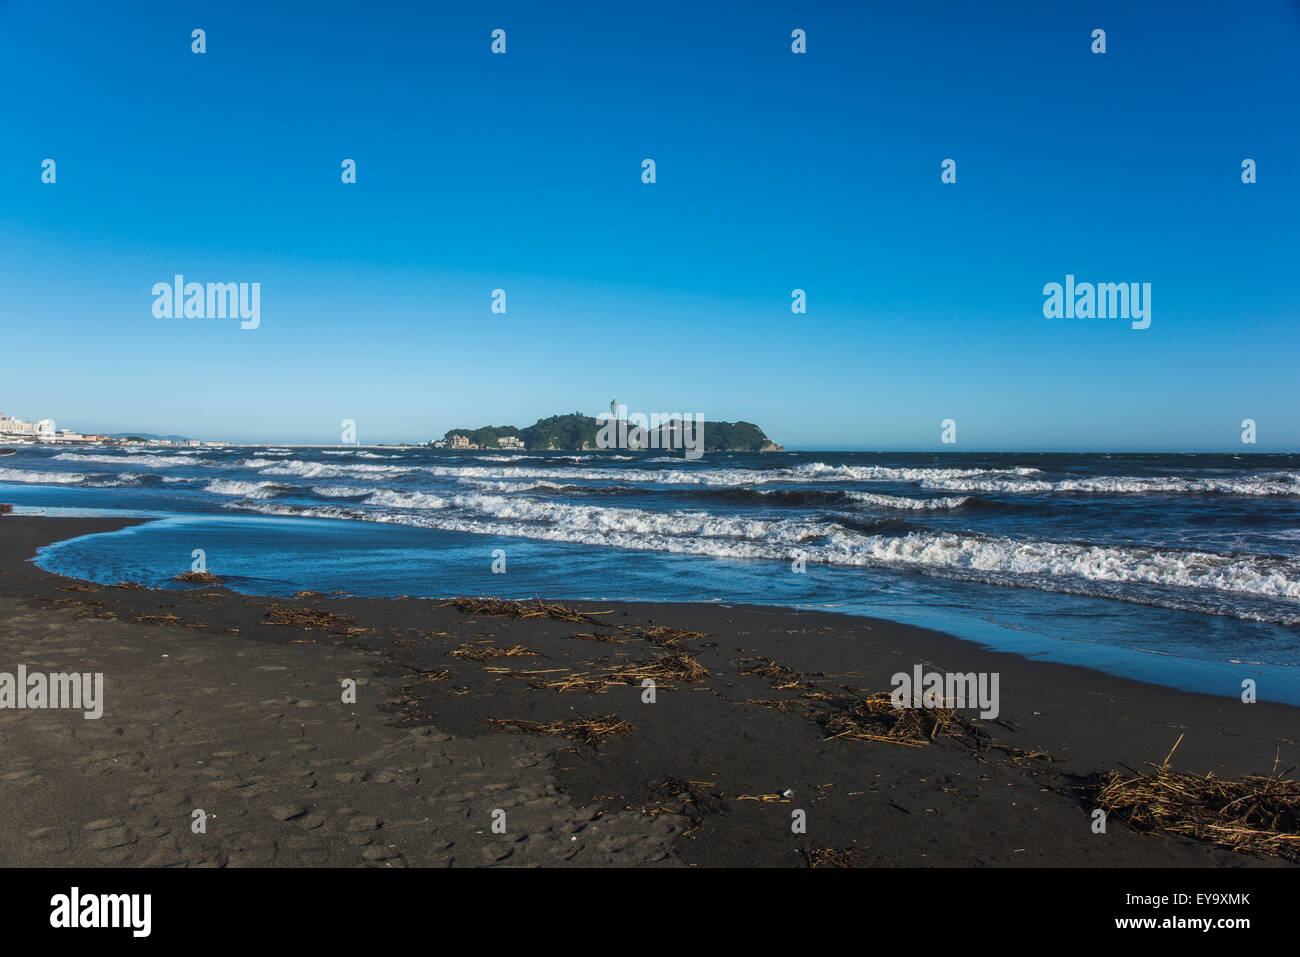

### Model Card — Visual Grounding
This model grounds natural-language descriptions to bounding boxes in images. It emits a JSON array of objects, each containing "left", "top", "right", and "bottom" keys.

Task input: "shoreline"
[
  {"left": 22, "top": 499, "right": 1296, "bottom": 705},
  {"left": 1, "top": 514, "right": 1296, "bottom": 867}
]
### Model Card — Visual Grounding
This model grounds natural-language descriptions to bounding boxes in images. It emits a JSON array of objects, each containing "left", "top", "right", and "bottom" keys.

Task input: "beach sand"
[{"left": 0, "top": 514, "right": 1295, "bottom": 867}]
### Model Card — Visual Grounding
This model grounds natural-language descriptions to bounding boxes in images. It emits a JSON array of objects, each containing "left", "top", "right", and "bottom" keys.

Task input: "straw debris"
[
  {"left": 744, "top": 698, "right": 813, "bottom": 714},
  {"left": 449, "top": 643, "right": 535, "bottom": 661},
  {"left": 641, "top": 626, "right": 710, "bottom": 650},
  {"left": 407, "top": 668, "right": 452, "bottom": 683},
  {"left": 134, "top": 613, "right": 207, "bottom": 629},
  {"left": 569, "top": 631, "right": 628, "bottom": 643},
  {"left": 483, "top": 715, "right": 632, "bottom": 744},
  {"left": 1092, "top": 735, "right": 1300, "bottom": 862},
  {"left": 736, "top": 656, "right": 988, "bottom": 749},
  {"left": 805, "top": 847, "right": 861, "bottom": 868},
  {"left": 735, "top": 656, "right": 813, "bottom": 690},
  {"left": 529, "top": 650, "right": 709, "bottom": 693},
  {"left": 175, "top": 571, "right": 223, "bottom": 584},
  {"left": 265, "top": 604, "right": 358, "bottom": 632},
  {"left": 813, "top": 690, "right": 982, "bottom": 748},
  {"left": 642, "top": 778, "right": 723, "bottom": 836},
  {"left": 134, "top": 613, "right": 184, "bottom": 625},
  {"left": 440, "top": 596, "right": 612, "bottom": 624}
]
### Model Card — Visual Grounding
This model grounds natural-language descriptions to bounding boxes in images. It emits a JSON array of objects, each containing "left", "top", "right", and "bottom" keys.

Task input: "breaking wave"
[{"left": 226, "top": 493, "right": 1300, "bottom": 622}]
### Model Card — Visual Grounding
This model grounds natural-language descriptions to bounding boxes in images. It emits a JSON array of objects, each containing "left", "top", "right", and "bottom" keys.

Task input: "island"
[{"left": 435, "top": 411, "right": 783, "bottom": 453}]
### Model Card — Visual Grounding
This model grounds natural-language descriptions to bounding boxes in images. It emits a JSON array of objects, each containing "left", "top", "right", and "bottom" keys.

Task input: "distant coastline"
[{"left": 0, "top": 402, "right": 783, "bottom": 453}]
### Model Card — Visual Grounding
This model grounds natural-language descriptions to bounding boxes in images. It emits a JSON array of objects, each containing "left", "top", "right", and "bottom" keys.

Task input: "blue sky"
[{"left": 1, "top": 0, "right": 1297, "bottom": 449}]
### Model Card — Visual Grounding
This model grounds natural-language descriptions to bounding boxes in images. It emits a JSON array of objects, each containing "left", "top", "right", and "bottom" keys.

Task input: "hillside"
[{"left": 441, "top": 412, "right": 782, "bottom": 452}]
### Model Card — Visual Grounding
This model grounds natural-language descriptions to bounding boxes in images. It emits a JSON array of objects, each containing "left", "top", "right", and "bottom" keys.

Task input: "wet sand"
[{"left": 0, "top": 514, "right": 1295, "bottom": 867}]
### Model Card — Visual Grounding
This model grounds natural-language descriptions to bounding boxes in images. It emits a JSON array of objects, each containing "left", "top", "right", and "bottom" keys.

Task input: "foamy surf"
[
  {"left": 7, "top": 445, "right": 1299, "bottom": 629},
  {"left": 226, "top": 491, "right": 1300, "bottom": 622}
]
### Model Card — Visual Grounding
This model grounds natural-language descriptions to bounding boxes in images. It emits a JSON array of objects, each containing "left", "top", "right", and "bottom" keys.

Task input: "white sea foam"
[
  {"left": 844, "top": 491, "right": 972, "bottom": 510},
  {"left": 240, "top": 456, "right": 1300, "bottom": 498},
  {"left": 458, "top": 480, "right": 968, "bottom": 509},
  {"left": 461, "top": 479, "right": 576, "bottom": 493},
  {"left": 0, "top": 467, "right": 151, "bottom": 488},
  {"left": 0, "top": 468, "right": 89, "bottom": 485},
  {"left": 920, "top": 473, "right": 1300, "bottom": 496},
  {"left": 791, "top": 462, "right": 1037, "bottom": 482},
  {"left": 254, "top": 460, "right": 415, "bottom": 479},
  {"left": 229, "top": 495, "right": 1300, "bottom": 610},
  {"left": 85, "top": 472, "right": 148, "bottom": 487},
  {"left": 432, "top": 464, "right": 768, "bottom": 486},
  {"left": 204, "top": 479, "right": 284, "bottom": 499},
  {"left": 361, "top": 489, "right": 450, "bottom": 510},
  {"left": 254, "top": 460, "right": 967, "bottom": 488},
  {"left": 309, "top": 485, "right": 375, "bottom": 498},
  {"left": 53, "top": 453, "right": 201, "bottom": 467}
]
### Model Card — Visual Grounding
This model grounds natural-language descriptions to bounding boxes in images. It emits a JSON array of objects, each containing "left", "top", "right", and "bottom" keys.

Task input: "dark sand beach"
[{"left": 1, "top": 514, "right": 1296, "bottom": 868}]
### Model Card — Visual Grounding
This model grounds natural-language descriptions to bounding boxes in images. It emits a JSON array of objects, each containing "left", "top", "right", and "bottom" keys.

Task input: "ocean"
[{"left": 3, "top": 446, "right": 1298, "bottom": 700}]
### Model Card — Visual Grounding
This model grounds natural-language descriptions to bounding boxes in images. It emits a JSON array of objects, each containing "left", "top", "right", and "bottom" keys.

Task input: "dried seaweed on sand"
[
  {"left": 528, "top": 650, "right": 708, "bottom": 693},
  {"left": 805, "top": 847, "right": 860, "bottom": 868},
  {"left": 641, "top": 626, "right": 710, "bottom": 650},
  {"left": 569, "top": 631, "right": 628, "bottom": 643},
  {"left": 175, "top": 571, "right": 223, "bottom": 584},
  {"left": 1092, "top": 735, "right": 1300, "bottom": 862},
  {"left": 264, "top": 604, "right": 358, "bottom": 632},
  {"left": 734, "top": 656, "right": 812, "bottom": 691},
  {"left": 483, "top": 715, "right": 632, "bottom": 744},
  {"left": 737, "top": 656, "right": 987, "bottom": 749},
  {"left": 134, "top": 613, "right": 184, "bottom": 625},
  {"left": 642, "top": 778, "right": 723, "bottom": 836},
  {"left": 812, "top": 690, "right": 983, "bottom": 748},
  {"left": 439, "top": 596, "right": 612, "bottom": 624},
  {"left": 449, "top": 642, "right": 535, "bottom": 661}
]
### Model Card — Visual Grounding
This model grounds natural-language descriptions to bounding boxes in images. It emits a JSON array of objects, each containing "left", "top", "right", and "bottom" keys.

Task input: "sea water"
[{"left": 4, "top": 447, "right": 1297, "bottom": 701}]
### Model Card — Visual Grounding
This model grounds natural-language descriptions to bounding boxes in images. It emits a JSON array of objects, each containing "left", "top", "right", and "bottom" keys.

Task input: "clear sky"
[{"left": 1, "top": 0, "right": 1297, "bottom": 449}]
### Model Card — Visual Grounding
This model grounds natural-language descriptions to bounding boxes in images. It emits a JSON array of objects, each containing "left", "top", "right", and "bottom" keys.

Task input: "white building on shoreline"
[
  {"left": 0, "top": 412, "right": 37, "bottom": 437},
  {"left": 0, "top": 410, "right": 110, "bottom": 444}
]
